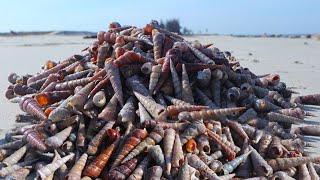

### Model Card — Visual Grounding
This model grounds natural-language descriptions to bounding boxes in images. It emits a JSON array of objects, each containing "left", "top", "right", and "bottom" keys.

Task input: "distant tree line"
[{"left": 158, "top": 19, "right": 193, "bottom": 35}]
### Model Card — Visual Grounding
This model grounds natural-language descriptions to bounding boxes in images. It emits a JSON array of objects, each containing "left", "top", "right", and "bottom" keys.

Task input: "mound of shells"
[{"left": 3, "top": 20, "right": 320, "bottom": 180}]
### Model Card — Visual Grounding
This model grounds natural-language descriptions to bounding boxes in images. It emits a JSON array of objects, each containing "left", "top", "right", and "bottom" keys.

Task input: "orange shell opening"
[
  {"left": 144, "top": 24, "right": 152, "bottom": 34},
  {"left": 45, "top": 107, "right": 56, "bottom": 117},
  {"left": 186, "top": 139, "right": 197, "bottom": 153},
  {"left": 45, "top": 60, "right": 56, "bottom": 70},
  {"left": 109, "top": 23, "right": 116, "bottom": 29},
  {"left": 35, "top": 94, "right": 50, "bottom": 106}
]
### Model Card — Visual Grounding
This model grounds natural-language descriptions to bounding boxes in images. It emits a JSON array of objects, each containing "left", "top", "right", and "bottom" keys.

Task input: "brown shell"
[
  {"left": 23, "top": 129, "right": 48, "bottom": 152},
  {"left": 68, "top": 81, "right": 94, "bottom": 109},
  {"left": 98, "top": 94, "right": 118, "bottom": 121},
  {"left": 13, "top": 84, "right": 37, "bottom": 95},
  {"left": 83, "top": 139, "right": 119, "bottom": 178},
  {"left": 134, "top": 91, "right": 168, "bottom": 120},
  {"left": 55, "top": 77, "right": 91, "bottom": 91},
  {"left": 122, "top": 126, "right": 164, "bottom": 163},
  {"left": 178, "top": 107, "right": 246, "bottom": 121},
  {"left": 207, "top": 130, "right": 236, "bottom": 161},
  {"left": 105, "top": 61, "right": 123, "bottom": 106},
  {"left": 188, "top": 154, "right": 220, "bottom": 180},
  {"left": 112, "top": 129, "right": 148, "bottom": 168},
  {"left": 27, "top": 61, "right": 71, "bottom": 85},
  {"left": 152, "top": 31, "right": 165, "bottom": 60},
  {"left": 106, "top": 158, "right": 138, "bottom": 180},
  {"left": 65, "top": 153, "right": 88, "bottom": 180},
  {"left": 35, "top": 90, "right": 72, "bottom": 107},
  {"left": 87, "top": 121, "right": 115, "bottom": 155},
  {"left": 19, "top": 97, "right": 47, "bottom": 120}
]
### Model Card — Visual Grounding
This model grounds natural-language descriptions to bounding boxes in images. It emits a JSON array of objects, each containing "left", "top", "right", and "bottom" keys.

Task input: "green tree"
[
  {"left": 159, "top": 19, "right": 165, "bottom": 29},
  {"left": 165, "top": 19, "right": 181, "bottom": 35}
]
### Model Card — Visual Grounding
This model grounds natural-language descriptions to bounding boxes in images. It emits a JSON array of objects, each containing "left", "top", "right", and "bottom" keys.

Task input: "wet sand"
[{"left": 1, "top": 35, "right": 320, "bottom": 154}]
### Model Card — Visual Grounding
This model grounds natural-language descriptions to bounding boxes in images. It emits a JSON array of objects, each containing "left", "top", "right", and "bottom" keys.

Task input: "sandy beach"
[{"left": 1, "top": 35, "right": 320, "bottom": 154}]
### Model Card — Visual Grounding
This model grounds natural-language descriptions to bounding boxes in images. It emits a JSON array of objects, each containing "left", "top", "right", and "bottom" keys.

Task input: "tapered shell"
[
  {"left": 27, "top": 61, "right": 71, "bottom": 85},
  {"left": 0, "top": 149, "right": 14, "bottom": 161},
  {"left": 23, "top": 129, "right": 48, "bottom": 152},
  {"left": 134, "top": 91, "right": 168, "bottom": 120},
  {"left": 188, "top": 154, "right": 220, "bottom": 180},
  {"left": 207, "top": 130, "right": 236, "bottom": 161},
  {"left": 113, "top": 51, "right": 148, "bottom": 67},
  {"left": 76, "top": 115, "right": 86, "bottom": 150},
  {"left": 169, "top": 59, "right": 182, "bottom": 99},
  {"left": 148, "top": 145, "right": 165, "bottom": 169},
  {"left": 307, "top": 162, "right": 319, "bottom": 180},
  {"left": 254, "top": 99, "right": 281, "bottom": 112},
  {"left": 36, "top": 153, "right": 74, "bottom": 179},
  {"left": 119, "top": 96, "right": 136, "bottom": 123},
  {"left": 152, "top": 30, "right": 165, "bottom": 60},
  {"left": 258, "top": 133, "right": 272, "bottom": 158},
  {"left": 237, "top": 108, "right": 257, "bottom": 123},
  {"left": 221, "top": 150, "right": 252, "bottom": 175},
  {"left": 106, "top": 158, "right": 138, "bottom": 180},
  {"left": 180, "top": 122, "right": 206, "bottom": 145},
  {"left": 55, "top": 77, "right": 91, "bottom": 91},
  {"left": 274, "top": 107, "right": 306, "bottom": 119},
  {"left": 267, "top": 112, "right": 303, "bottom": 124},
  {"left": 172, "top": 133, "right": 184, "bottom": 168},
  {"left": 2, "top": 145, "right": 28, "bottom": 166},
  {"left": 3, "top": 168, "right": 30, "bottom": 180},
  {"left": 178, "top": 107, "right": 246, "bottom": 121},
  {"left": 0, "top": 139, "right": 23, "bottom": 150},
  {"left": 83, "top": 139, "right": 119, "bottom": 178},
  {"left": 112, "top": 129, "right": 148, "bottom": 168},
  {"left": 35, "top": 90, "right": 73, "bottom": 107},
  {"left": 249, "top": 145, "right": 273, "bottom": 176},
  {"left": 46, "top": 126, "right": 72, "bottom": 148},
  {"left": 13, "top": 83, "right": 37, "bottom": 95},
  {"left": 19, "top": 97, "right": 47, "bottom": 120},
  {"left": 149, "top": 64, "right": 162, "bottom": 94},
  {"left": 98, "top": 94, "right": 118, "bottom": 121},
  {"left": 164, "top": 95, "right": 192, "bottom": 106},
  {"left": 177, "top": 157, "right": 190, "bottom": 180},
  {"left": 299, "top": 163, "right": 312, "bottom": 180},
  {"left": 195, "top": 88, "right": 219, "bottom": 109},
  {"left": 294, "top": 94, "right": 320, "bottom": 105},
  {"left": 158, "top": 132, "right": 171, "bottom": 164},
  {"left": 127, "top": 155, "right": 151, "bottom": 180},
  {"left": 87, "top": 121, "right": 115, "bottom": 155},
  {"left": 167, "top": 105, "right": 209, "bottom": 117},
  {"left": 185, "top": 42, "right": 215, "bottom": 64},
  {"left": 122, "top": 126, "right": 164, "bottom": 163},
  {"left": 267, "top": 156, "right": 320, "bottom": 171},
  {"left": 126, "top": 75, "right": 150, "bottom": 97},
  {"left": 65, "top": 153, "right": 88, "bottom": 180},
  {"left": 68, "top": 81, "right": 94, "bottom": 109},
  {"left": 268, "top": 136, "right": 284, "bottom": 159},
  {"left": 144, "top": 166, "right": 163, "bottom": 180},
  {"left": 236, "top": 141, "right": 252, "bottom": 178},
  {"left": 181, "top": 64, "right": 194, "bottom": 104}
]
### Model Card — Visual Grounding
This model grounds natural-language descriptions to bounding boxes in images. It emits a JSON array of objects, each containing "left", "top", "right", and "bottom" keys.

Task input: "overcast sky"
[{"left": 0, "top": 0, "right": 319, "bottom": 34}]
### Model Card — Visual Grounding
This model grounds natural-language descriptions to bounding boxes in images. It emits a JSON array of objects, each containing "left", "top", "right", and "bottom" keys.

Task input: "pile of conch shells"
[{"left": 3, "top": 20, "right": 320, "bottom": 180}]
